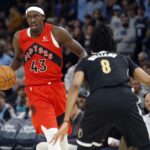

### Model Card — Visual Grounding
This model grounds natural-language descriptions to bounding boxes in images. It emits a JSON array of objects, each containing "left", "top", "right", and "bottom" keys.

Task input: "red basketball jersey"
[{"left": 19, "top": 23, "right": 63, "bottom": 86}]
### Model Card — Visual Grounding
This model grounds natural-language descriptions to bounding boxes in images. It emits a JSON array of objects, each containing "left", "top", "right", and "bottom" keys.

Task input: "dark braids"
[{"left": 90, "top": 22, "right": 116, "bottom": 53}]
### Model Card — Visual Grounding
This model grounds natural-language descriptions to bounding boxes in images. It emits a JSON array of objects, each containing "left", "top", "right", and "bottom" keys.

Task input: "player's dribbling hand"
[{"left": 50, "top": 122, "right": 69, "bottom": 144}]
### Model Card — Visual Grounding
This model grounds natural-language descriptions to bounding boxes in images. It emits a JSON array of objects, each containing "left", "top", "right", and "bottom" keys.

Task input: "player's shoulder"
[
  {"left": 14, "top": 28, "right": 27, "bottom": 37},
  {"left": 76, "top": 56, "right": 89, "bottom": 67},
  {"left": 114, "top": 52, "right": 128, "bottom": 61},
  {"left": 80, "top": 56, "right": 90, "bottom": 62},
  {"left": 53, "top": 25, "right": 64, "bottom": 33},
  {"left": 52, "top": 25, "right": 70, "bottom": 37},
  {"left": 13, "top": 28, "right": 28, "bottom": 42},
  {"left": 13, "top": 31, "right": 20, "bottom": 40}
]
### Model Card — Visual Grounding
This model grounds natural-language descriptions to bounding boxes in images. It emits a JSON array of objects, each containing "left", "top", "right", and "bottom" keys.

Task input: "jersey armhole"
[
  {"left": 27, "top": 28, "right": 31, "bottom": 37},
  {"left": 50, "top": 31, "right": 60, "bottom": 48}
]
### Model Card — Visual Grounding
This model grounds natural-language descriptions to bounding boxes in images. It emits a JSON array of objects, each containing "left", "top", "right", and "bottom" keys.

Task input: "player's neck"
[{"left": 30, "top": 24, "right": 45, "bottom": 38}]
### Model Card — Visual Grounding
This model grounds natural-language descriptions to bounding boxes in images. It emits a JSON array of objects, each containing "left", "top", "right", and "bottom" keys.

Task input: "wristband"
[{"left": 63, "top": 120, "right": 69, "bottom": 123}]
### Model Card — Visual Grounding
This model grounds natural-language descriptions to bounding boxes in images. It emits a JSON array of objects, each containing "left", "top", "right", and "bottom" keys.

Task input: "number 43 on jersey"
[{"left": 30, "top": 59, "right": 47, "bottom": 73}]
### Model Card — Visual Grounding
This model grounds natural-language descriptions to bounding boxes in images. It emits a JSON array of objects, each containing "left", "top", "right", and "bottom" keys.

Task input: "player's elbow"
[
  {"left": 79, "top": 51, "right": 87, "bottom": 59},
  {"left": 72, "top": 82, "right": 81, "bottom": 91}
]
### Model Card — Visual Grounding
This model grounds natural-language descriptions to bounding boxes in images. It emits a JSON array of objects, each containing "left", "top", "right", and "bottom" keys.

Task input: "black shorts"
[{"left": 77, "top": 86, "right": 150, "bottom": 149}]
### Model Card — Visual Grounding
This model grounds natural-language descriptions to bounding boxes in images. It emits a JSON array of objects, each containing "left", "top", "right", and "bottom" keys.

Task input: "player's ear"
[{"left": 42, "top": 15, "right": 45, "bottom": 20}]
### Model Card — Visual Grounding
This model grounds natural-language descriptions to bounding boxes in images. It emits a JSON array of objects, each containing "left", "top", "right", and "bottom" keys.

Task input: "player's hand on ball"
[{"left": 50, "top": 122, "right": 69, "bottom": 144}]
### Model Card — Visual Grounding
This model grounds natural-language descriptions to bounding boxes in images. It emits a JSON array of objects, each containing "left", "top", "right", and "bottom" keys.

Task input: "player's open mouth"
[
  {"left": 31, "top": 26, "right": 37, "bottom": 29},
  {"left": 30, "top": 25, "right": 37, "bottom": 29}
]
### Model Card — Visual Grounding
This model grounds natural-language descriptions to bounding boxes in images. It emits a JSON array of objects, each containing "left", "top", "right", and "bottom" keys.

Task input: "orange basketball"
[{"left": 0, "top": 65, "right": 16, "bottom": 90}]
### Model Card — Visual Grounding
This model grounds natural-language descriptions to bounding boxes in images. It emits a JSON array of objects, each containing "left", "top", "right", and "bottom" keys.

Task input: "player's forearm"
[
  {"left": 133, "top": 67, "right": 150, "bottom": 86},
  {"left": 64, "top": 85, "right": 80, "bottom": 121},
  {"left": 10, "top": 58, "right": 22, "bottom": 71}
]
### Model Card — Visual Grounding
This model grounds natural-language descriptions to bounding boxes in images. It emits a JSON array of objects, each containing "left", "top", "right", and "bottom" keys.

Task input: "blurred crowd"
[{"left": 0, "top": 0, "right": 150, "bottom": 150}]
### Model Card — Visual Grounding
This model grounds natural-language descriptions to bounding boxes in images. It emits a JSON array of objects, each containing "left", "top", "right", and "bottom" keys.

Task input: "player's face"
[
  {"left": 145, "top": 94, "right": 150, "bottom": 112},
  {"left": 77, "top": 96, "right": 86, "bottom": 110},
  {"left": 26, "top": 11, "right": 45, "bottom": 33}
]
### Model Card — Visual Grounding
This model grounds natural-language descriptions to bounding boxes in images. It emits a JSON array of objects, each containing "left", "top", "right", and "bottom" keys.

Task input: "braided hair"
[{"left": 90, "top": 22, "right": 116, "bottom": 53}]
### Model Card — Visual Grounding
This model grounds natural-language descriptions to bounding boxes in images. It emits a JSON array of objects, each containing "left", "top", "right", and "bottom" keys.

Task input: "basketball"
[{"left": 0, "top": 65, "right": 16, "bottom": 90}]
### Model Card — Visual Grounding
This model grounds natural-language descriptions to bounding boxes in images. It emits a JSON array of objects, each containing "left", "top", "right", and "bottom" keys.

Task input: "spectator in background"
[
  {"left": 143, "top": 92, "right": 150, "bottom": 139},
  {"left": 64, "top": 64, "right": 77, "bottom": 92},
  {"left": 133, "top": 5, "right": 148, "bottom": 64},
  {"left": 7, "top": 6, "right": 25, "bottom": 36},
  {"left": 84, "top": 24, "right": 95, "bottom": 54},
  {"left": 73, "top": 19, "right": 82, "bottom": 28},
  {"left": 126, "top": 6, "right": 137, "bottom": 28},
  {"left": 105, "top": 0, "right": 121, "bottom": 21},
  {"left": 92, "top": 8, "right": 107, "bottom": 25},
  {"left": 138, "top": 51, "right": 148, "bottom": 66},
  {"left": 121, "top": 0, "right": 129, "bottom": 12},
  {"left": 82, "top": 14, "right": 93, "bottom": 33},
  {"left": 67, "top": 0, "right": 77, "bottom": 21},
  {"left": 77, "top": 0, "right": 87, "bottom": 22},
  {"left": 114, "top": 15, "right": 136, "bottom": 56},
  {"left": 15, "top": 85, "right": 27, "bottom": 118},
  {"left": 0, "top": 91, "right": 16, "bottom": 121},
  {"left": 0, "top": 10, "right": 7, "bottom": 37},
  {"left": 86, "top": 0, "right": 106, "bottom": 17},
  {"left": 110, "top": 4, "right": 122, "bottom": 32},
  {"left": 143, "top": 23, "right": 150, "bottom": 59},
  {"left": 0, "top": 39, "right": 12, "bottom": 65},
  {"left": 140, "top": 61, "right": 150, "bottom": 93},
  {"left": 130, "top": 78, "right": 145, "bottom": 113},
  {"left": 76, "top": 88, "right": 89, "bottom": 110},
  {"left": 143, "top": 0, "right": 150, "bottom": 19},
  {"left": 73, "top": 26, "right": 85, "bottom": 47}
]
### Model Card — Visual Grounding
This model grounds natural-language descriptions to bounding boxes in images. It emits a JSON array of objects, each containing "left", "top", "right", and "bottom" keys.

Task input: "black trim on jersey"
[{"left": 23, "top": 43, "right": 62, "bottom": 67}]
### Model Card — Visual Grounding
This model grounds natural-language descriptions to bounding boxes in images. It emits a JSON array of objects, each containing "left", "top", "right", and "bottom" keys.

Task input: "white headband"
[{"left": 26, "top": 6, "right": 44, "bottom": 15}]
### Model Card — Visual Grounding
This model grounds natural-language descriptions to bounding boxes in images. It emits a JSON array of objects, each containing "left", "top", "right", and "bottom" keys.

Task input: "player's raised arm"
[
  {"left": 10, "top": 31, "right": 23, "bottom": 71},
  {"left": 52, "top": 26, "right": 87, "bottom": 60}
]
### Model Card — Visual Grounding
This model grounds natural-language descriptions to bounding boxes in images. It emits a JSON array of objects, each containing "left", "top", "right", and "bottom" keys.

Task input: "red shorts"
[{"left": 25, "top": 82, "right": 72, "bottom": 134}]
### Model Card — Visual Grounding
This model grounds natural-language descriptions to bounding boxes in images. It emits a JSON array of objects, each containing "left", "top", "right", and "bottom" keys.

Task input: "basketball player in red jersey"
[{"left": 10, "top": 4, "right": 87, "bottom": 150}]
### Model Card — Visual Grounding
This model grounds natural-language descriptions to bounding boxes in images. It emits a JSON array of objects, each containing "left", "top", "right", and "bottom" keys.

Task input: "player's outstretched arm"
[
  {"left": 50, "top": 71, "right": 85, "bottom": 144},
  {"left": 53, "top": 26, "right": 87, "bottom": 60},
  {"left": 133, "top": 67, "right": 150, "bottom": 86},
  {"left": 64, "top": 71, "right": 85, "bottom": 122},
  {"left": 10, "top": 31, "right": 23, "bottom": 71}
]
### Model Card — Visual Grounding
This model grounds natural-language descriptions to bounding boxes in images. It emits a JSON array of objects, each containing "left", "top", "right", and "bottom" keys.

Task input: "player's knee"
[
  {"left": 41, "top": 125, "right": 58, "bottom": 141},
  {"left": 41, "top": 125, "right": 62, "bottom": 150},
  {"left": 36, "top": 142, "right": 48, "bottom": 150}
]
